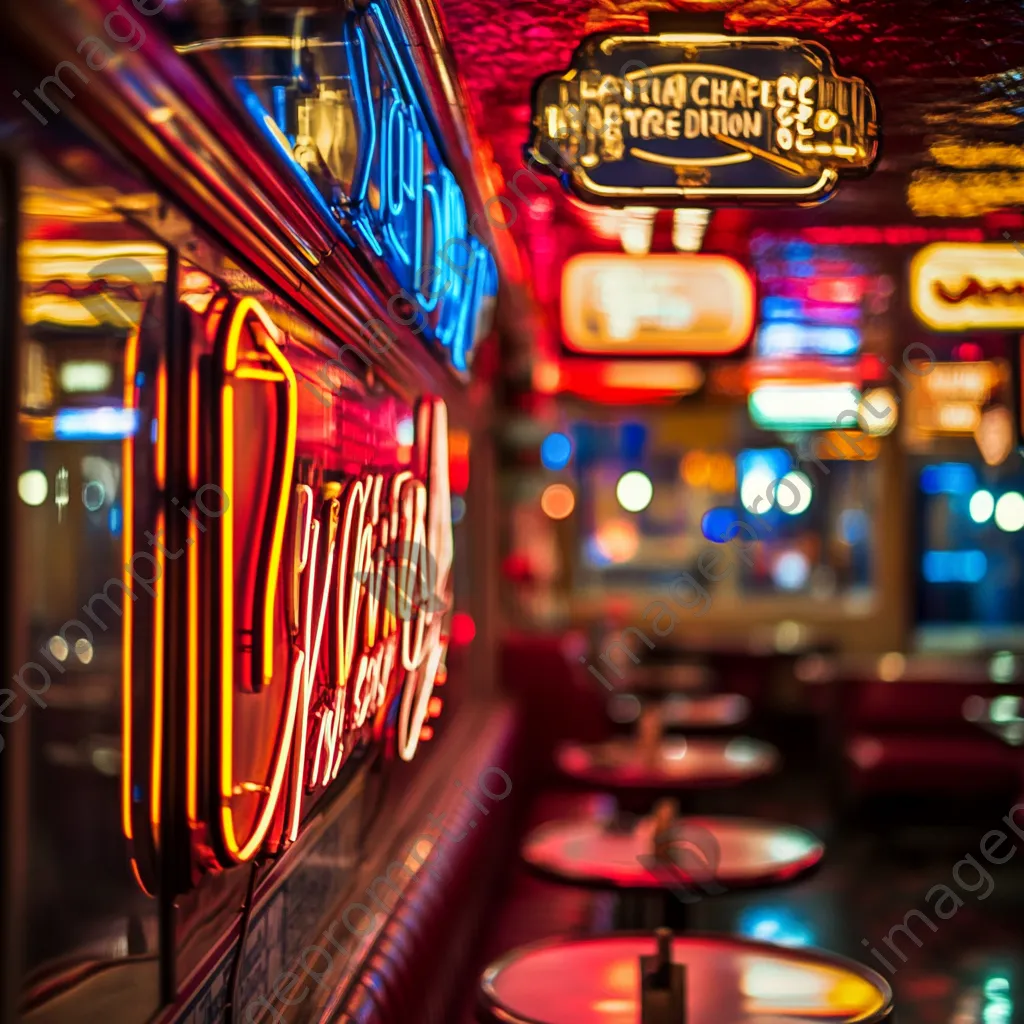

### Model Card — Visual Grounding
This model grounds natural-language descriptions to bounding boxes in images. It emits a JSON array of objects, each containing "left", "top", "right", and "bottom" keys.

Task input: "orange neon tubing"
[
  {"left": 121, "top": 326, "right": 140, "bottom": 842},
  {"left": 149, "top": 361, "right": 168, "bottom": 842},
  {"left": 218, "top": 297, "right": 298, "bottom": 862},
  {"left": 186, "top": 361, "right": 200, "bottom": 825}
]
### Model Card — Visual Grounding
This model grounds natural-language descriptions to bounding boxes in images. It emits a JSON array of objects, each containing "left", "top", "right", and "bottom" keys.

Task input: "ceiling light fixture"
[{"left": 672, "top": 208, "right": 710, "bottom": 252}]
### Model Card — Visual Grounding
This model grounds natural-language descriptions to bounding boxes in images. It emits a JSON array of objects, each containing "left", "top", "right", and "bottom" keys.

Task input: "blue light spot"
[
  {"left": 737, "top": 906, "right": 814, "bottom": 947},
  {"left": 540, "top": 432, "right": 572, "bottom": 471},
  {"left": 54, "top": 407, "right": 139, "bottom": 440},
  {"left": 838, "top": 508, "right": 868, "bottom": 544},
  {"left": 621, "top": 422, "right": 647, "bottom": 461},
  {"left": 920, "top": 463, "right": 977, "bottom": 495},
  {"left": 585, "top": 535, "right": 612, "bottom": 568},
  {"left": 701, "top": 507, "right": 739, "bottom": 543},
  {"left": 109, "top": 506, "right": 122, "bottom": 535},
  {"left": 923, "top": 549, "right": 987, "bottom": 584},
  {"left": 451, "top": 495, "right": 466, "bottom": 524}
]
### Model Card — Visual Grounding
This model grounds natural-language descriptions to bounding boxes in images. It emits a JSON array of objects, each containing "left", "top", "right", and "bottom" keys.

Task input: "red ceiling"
[{"left": 437, "top": 0, "right": 1024, "bottom": 372}]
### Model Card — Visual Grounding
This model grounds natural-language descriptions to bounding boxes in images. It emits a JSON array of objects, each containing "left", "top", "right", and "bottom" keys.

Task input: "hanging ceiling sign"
[
  {"left": 528, "top": 32, "right": 878, "bottom": 206},
  {"left": 561, "top": 253, "right": 754, "bottom": 354},
  {"left": 911, "top": 244, "right": 1024, "bottom": 331}
]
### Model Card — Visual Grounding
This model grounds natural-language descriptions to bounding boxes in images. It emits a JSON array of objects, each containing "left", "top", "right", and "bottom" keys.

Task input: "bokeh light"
[
  {"left": 777, "top": 471, "right": 813, "bottom": 516},
  {"left": 540, "top": 483, "right": 575, "bottom": 520},
  {"left": 969, "top": 489, "right": 995, "bottom": 524},
  {"left": 593, "top": 520, "right": 640, "bottom": 563},
  {"left": 540, "top": 431, "right": 572, "bottom": 470},
  {"left": 18, "top": 470, "right": 48, "bottom": 506},
  {"left": 615, "top": 471, "right": 653, "bottom": 513},
  {"left": 995, "top": 492, "right": 1024, "bottom": 532}
]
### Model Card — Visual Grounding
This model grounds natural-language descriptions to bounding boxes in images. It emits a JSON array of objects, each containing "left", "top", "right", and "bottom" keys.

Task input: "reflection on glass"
[{"left": 16, "top": 160, "right": 165, "bottom": 996}]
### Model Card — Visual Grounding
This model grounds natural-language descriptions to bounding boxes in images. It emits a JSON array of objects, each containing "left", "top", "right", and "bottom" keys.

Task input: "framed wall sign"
[
  {"left": 528, "top": 31, "right": 878, "bottom": 206},
  {"left": 561, "top": 253, "right": 754, "bottom": 354},
  {"left": 911, "top": 243, "right": 1024, "bottom": 331}
]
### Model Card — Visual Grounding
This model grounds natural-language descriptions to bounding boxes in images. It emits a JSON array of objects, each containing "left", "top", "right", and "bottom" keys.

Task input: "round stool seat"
[
  {"left": 556, "top": 736, "right": 780, "bottom": 791},
  {"left": 522, "top": 815, "right": 824, "bottom": 891},
  {"left": 479, "top": 933, "right": 893, "bottom": 1024},
  {"left": 608, "top": 693, "right": 751, "bottom": 730}
]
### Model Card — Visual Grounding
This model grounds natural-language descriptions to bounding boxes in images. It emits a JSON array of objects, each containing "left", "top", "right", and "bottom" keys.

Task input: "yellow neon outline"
[
  {"left": 576, "top": 165, "right": 837, "bottom": 199},
  {"left": 217, "top": 297, "right": 298, "bottom": 863},
  {"left": 631, "top": 148, "right": 751, "bottom": 168},
  {"left": 625, "top": 63, "right": 759, "bottom": 82}
]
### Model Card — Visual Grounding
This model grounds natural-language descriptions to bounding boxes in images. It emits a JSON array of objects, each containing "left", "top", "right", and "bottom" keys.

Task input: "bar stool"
[
  {"left": 521, "top": 798, "right": 824, "bottom": 930},
  {"left": 477, "top": 930, "right": 894, "bottom": 1024}
]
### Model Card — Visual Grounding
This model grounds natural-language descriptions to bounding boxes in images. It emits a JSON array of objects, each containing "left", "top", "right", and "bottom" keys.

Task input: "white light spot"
[{"left": 18, "top": 470, "right": 48, "bottom": 507}]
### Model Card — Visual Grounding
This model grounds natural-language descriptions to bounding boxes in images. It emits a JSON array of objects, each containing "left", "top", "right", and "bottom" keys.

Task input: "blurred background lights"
[
  {"left": 592, "top": 520, "right": 640, "bottom": 564},
  {"left": 975, "top": 405, "right": 1014, "bottom": 467},
  {"left": 990, "top": 650, "right": 1018, "bottom": 683},
  {"left": 451, "top": 495, "right": 467, "bottom": 524},
  {"left": 772, "top": 550, "right": 811, "bottom": 591},
  {"left": 877, "top": 652, "right": 906, "bottom": 681},
  {"left": 702, "top": 507, "right": 739, "bottom": 543},
  {"left": 396, "top": 416, "right": 415, "bottom": 446},
  {"left": 18, "top": 469, "right": 48, "bottom": 506},
  {"left": 778, "top": 471, "right": 813, "bottom": 515},
  {"left": 970, "top": 489, "right": 995, "bottom": 524},
  {"left": 672, "top": 207, "right": 711, "bottom": 252},
  {"left": 450, "top": 612, "right": 476, "bottom": 646},
  {"left": 738, "top": 906, "right": 815, "bottom": 948},
  {"left": 858, "top": 388, "right": 898, "bottom": 436},
  {"left": 540, "top": 431, "right": 572, "bottom": 470},
  {"left": 47, "top": 636, "right": 69, "bottom": 662},
  {"left": 616, "top": 470, "right": 653, "bottom": 512},
  {"left": 741, "top": 465, "right": 776, "bottom": 514},
  {"left": 75, "top": 638, "right": 94, "bottom": 665},
  {"left": 994, "top": 492, "right": 1024, "bottom": 532},
  {"left": 60, "top": 359, "right": 113, "bottom": 393},
  {"left": 82, "top": 480, "right": 105, "bottom": 512},
  {"left": 540, "top": 483, "right": 575, "bottom": 520}
]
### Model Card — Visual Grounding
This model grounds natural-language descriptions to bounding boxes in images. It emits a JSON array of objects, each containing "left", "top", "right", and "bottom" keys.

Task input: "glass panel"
[{"left": 15, "top": 153, "right": 166, "bottom": 1010}]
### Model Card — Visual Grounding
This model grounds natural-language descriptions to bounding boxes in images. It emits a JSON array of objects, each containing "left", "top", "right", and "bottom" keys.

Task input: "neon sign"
[
  {"left": 208, "top": 297, "right": 453, "bottom": 865},
  {"left": 528, "top": 32, "right": 878, "bottom": 205},
  {"left": 124, "top": 296, "right": 455, "bottom": 874},
  {"left": 912, "top": 244, "right": 1024, "bottom": 330},
  {"left": 225, "top": 5, "right": 499, "bottom": 372}
]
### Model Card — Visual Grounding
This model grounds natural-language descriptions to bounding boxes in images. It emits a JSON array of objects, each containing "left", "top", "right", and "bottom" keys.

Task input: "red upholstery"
[
  {"left": 500, "top": 632, "right": 611, "bottom": 785},
  {"left": 846, "top": 735, "right": 1021, "bottom": 798},
  {"left": 839, "top": 678, "right": 1023, "bottom": 806},
  {"left": 330, "top": 707, "right": 523, "bottom": 1024}
]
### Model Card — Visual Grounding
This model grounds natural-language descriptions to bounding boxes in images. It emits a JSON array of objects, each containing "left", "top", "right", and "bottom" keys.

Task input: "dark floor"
[{"left": 462, "top": 726, "right": 1024, "bottom": 1024}]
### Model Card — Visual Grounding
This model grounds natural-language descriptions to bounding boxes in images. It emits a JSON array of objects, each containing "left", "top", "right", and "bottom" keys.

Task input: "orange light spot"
[{"left": 541, "top": 483, "right": 575, "bottom": 520}]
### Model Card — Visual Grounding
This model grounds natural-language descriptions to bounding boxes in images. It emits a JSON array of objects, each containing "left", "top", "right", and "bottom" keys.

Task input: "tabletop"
[
  {"left": 479, "top": 932, "right": 893, "bottom": 1024},
  {"left": 521, "top": 815, "right": 825, "bottom": 891},
  {"left": 556, "top": 736, "right": 780, "bottom": 790},
  {"left": 608, "top": 693, "right": 751, "bottom": 730}
]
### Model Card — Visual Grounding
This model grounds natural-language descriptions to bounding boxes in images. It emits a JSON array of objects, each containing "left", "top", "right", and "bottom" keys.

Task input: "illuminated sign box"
[
  {"left": 561, "top": 253, "right": 754, "bottom": 355},
  {"left": 749, "top": 382, "right": 861, "bottom": 431},
  {"left": 911, "top": 244, "right": 1024, "bottom": 331},
  {"left": 528, "top": 32, "right": 878, "bottom": 205}
]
